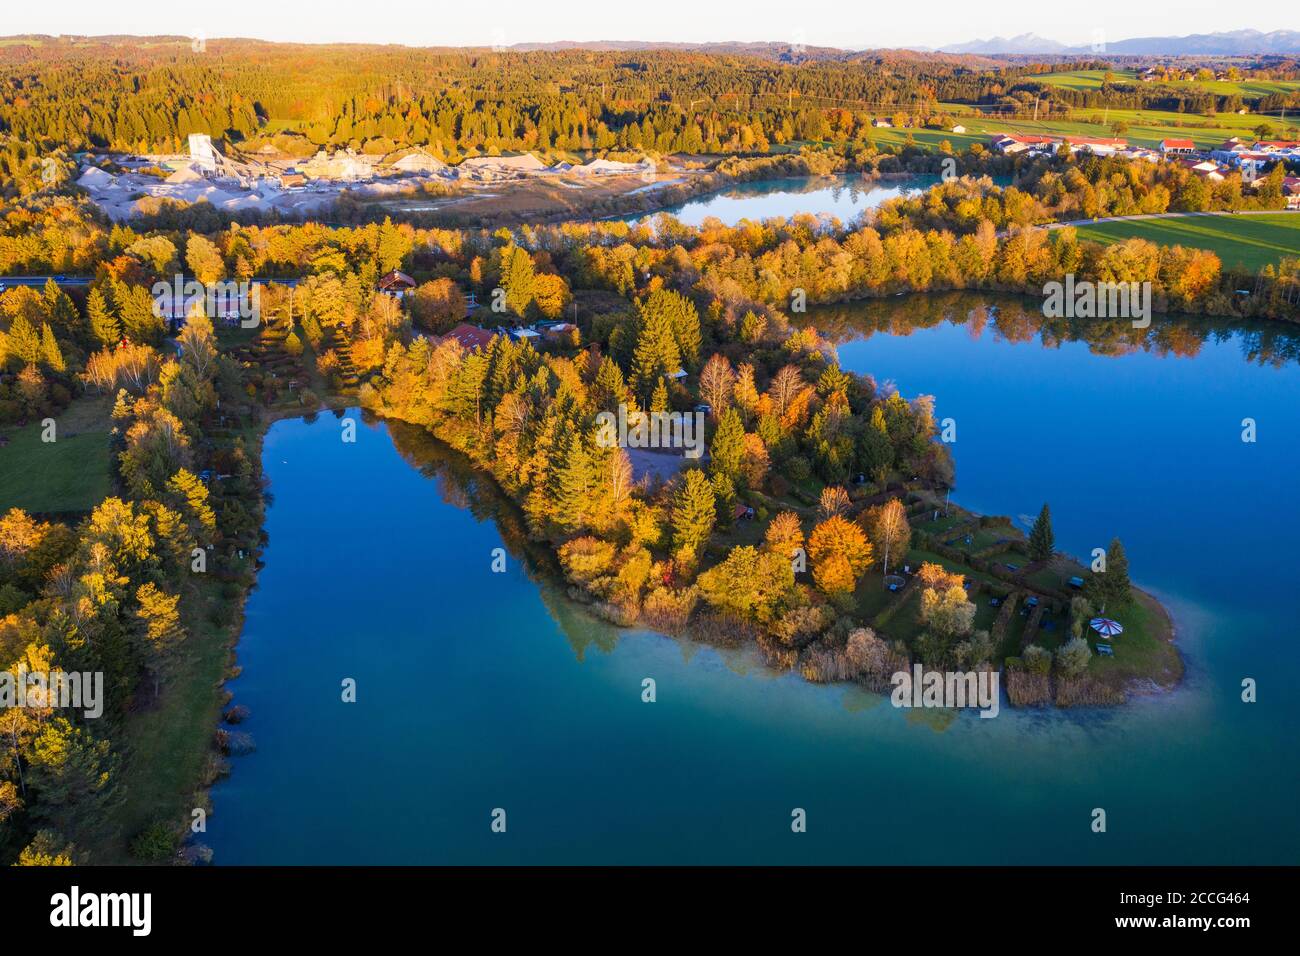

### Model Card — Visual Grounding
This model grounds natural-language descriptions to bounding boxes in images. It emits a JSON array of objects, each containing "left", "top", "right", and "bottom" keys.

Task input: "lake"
[
  {"left": 206, "top": 293, "right": 1300, "bottom": 864},
  {"left": 628, "top": 174, "right": 943, "bottom": 226}
]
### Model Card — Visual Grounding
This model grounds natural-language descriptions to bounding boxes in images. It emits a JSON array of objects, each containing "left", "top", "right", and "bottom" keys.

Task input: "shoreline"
[{"left": 360, "top": 402, "right": 1184, "bottom": 709}]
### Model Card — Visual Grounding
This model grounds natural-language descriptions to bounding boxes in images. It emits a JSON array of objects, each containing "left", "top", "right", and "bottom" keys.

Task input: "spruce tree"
[
  {"left": 1104, "top": 538, "right": 1131, "bottom": 607},
  {"left": 43, "top": 278, "right": 82, "bottom": 339},
  {"left": 671, "top": 469, "right": 716, "bottom": 557},
  {"left": 709, "top": 407, "right": 745, "bottom": 481},
  {"left": 87, "top": 287, "right": 121, "bottom": 348},
  {"left": 40, "top": 324, "right": 65, "bottom": 373},
  {"left": 5, "top": 314, "right": 42, "bottom": 365},
  {"left": 593, "top": 356, "right": 630, "bottom": 412},
  {"left": 555, "top": 433, "right": 596, "bottom": 531},
  {"left": 631, "top": 305, "right": 680, "bottom": 401},
  {"left": 1028, "top": 503, "right": 1055, "bottom": 562},
  {"left": 1086, "top": 537, "right": 1132, "bottom": 611},
  {"left": 649, "top": 377, "right": 669, "bottom": 413}
]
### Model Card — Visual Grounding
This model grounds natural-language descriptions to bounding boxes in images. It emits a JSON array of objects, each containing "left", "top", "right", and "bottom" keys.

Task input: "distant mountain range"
[
  {"left": 939, "top": 29, "right": 1300, "bottom": 56},
  {"left": 7, "top": 31, "right": 1300, "bottom": 60}
]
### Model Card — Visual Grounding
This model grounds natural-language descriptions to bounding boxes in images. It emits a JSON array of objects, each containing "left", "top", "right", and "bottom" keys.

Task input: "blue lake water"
[
  {"left": 630, "top": 174, "right": 941, "bottom": 226},
  {"left": 206, "top": 294, "right": 1300, "bottom": 865}
]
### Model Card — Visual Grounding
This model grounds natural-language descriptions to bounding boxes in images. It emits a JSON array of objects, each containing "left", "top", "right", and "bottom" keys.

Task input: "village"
[{"left": 990, "top": 130, "right": 1300, "bottom": 205}]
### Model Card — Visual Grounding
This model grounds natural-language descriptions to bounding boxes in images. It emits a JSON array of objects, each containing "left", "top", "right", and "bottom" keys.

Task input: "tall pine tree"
[
  {"left": 86, "top": 287, "right": 121, "bottom": 348},
  {"left": 1028, "top": 503, "right": 1055, "bottom": 562},
  {"left": 671, "top": 469, "right": 716, "bottom": 559}
]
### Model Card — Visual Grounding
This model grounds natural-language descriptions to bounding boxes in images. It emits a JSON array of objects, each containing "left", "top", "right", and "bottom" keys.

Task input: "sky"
[{"left": 6, "top": 2, "right": 1293, "bottom": 51}]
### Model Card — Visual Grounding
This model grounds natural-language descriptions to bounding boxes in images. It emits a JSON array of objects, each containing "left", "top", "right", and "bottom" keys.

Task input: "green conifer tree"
[
  {"left": 709, "top": 407, "right": 746, "bottom": 481},
  {"left": 86, "top": 287, "right": 121, "bottom": 347},
  {"left": 40, "top": 323, "right": 65, "bottom": 373},
  {"left": 671, "top": 469, "right": 716, "bottom": 557},
  {"left": 1028, "top": 503, "right": 1055, "bottom": 562}
]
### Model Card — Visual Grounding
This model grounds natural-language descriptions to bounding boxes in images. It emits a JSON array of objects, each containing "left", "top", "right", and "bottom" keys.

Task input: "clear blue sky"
[{"left": 5, "top": 2, "right": 1289, "bottom": 51}]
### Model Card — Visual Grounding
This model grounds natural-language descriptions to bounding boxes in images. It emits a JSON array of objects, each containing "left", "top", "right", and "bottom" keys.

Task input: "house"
[
  {"left": 279, "top": 172, "right": 306, "bottom": 188},
  {"left": 444, "top": 322, "right": 497, "bottom": 352},
  {"left": 378, "top": 270, "right": 417, "bottom": 296},
  {"left": 1238, "top": 153, "right": 1275, "bottom": 182},
  {"left": 1159, "top": 138, "right": 1196, "bottom": 155},
  {"left": 990, "top": 133, "right": 1058, "bottom": 154},
  {"left": 540, "top": 322, "right": 578, "bottom": 344},
  {"left": 504, "top": 326, "right": 541, "bottom": 344},
  {"left": 1284, "top": 177, "right": 1300, "bottom": 210},
  {"left": 667, "top": 368, "right": 688, "bottom": 381},
  {"left": 1210, "top": 139, "right": 1252, "bottom": 163},
  {"left": 871, "top": 118, "right": 892, "bottom": 128},
  {"left": 1183, "top": 159, "right": 1227, "bottom": 182},
  {"left": 733, "top": 503, "right": 755, "bottom": 521},
  {"left": 1254, "top": 141, "right": 1300, "bottom": 153},
  {"left": 1066, "top": 136, "right": 1127, "bottom": 156},
  {"left": 949, "top": 124, "right": 967, "bottom": 134}
]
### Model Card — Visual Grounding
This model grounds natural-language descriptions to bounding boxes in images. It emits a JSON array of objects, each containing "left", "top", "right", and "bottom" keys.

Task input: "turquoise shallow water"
[{"left": 205, "top": 296, "right": 1300, "bottom": 864}]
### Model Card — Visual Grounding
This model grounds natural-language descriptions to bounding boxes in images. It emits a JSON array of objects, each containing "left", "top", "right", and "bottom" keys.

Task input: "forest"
[
  {"left": 2, "top": 38, "right": 1296, "bottom": 204},
  {"left": 0, "top": 38, "right": 1296, "bottom": 867}
]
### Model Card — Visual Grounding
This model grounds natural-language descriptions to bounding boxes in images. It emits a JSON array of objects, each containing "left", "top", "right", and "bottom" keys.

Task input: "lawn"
[
  {"left": 93, "top": 578, "right": 234, "bottom": 861},
  {"left": 1036, "top": 69, "right": 1300, "bottom": 101},
  {"left": 936, "top": 107, "right": 1299, "bottom": 151},
  {"left": 1037, "top": 69, "right": 1140, "bottom": 91},
  {"left": 854, "top": 572, "right": 899, "bottom": 621},
  {"left": 1072, "top": 213, "right": 1300, "bottom": 272},
  {"left": 1086, "top": 589, "right": 1182, "bottom": 689},
  {"left": 0, "top": 393, "right": 115, "bottom": 514}
]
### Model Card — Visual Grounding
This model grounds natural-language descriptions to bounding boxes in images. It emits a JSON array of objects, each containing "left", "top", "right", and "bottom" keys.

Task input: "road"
[{"left": 0, "top": 276, "right": 300, "bottom": 289}]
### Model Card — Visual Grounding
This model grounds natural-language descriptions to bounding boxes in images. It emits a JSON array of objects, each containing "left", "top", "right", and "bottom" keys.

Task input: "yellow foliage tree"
[{"left": 807, "top": 514, "right": 872, "bottom": 595}]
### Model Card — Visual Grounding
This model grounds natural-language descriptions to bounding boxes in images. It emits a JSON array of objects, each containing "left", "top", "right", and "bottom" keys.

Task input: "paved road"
[
  {"left": 0, "top": 275, "right": 91, "bottom": 287},
  {"left": 0, "top": 275, "right": 299, "bottom": 289}
]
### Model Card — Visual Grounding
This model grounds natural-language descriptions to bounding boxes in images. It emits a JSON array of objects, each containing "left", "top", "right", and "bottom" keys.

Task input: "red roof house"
[
  {"left": 378, "top": 270, "right": 417, "bottom": 293},
  {"left": 444, "top": 322, "right": 497, "bottom": 352}
]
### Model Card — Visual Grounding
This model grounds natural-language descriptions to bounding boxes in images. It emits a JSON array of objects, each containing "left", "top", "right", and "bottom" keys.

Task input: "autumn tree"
[
  {"left": 185, "top": 235, "right": 224, "bottom": 285},
  {"left": 696, "top": 545, "right": 795, "bottom": 622},
  {"left": 818, "top": 486, "right": 851, "bottom": 519},
  {"left": 764, "top": 511, "right": 805, "bottom": 561},
  {"left": 920, "top": 583, "right": 976, "bottom": 638},
  {"left": 807, "top": 514, "right": 872, "bottom": 595},
  {"left": 410, "top": 278, "right": 467, "bottom": 333},
  {"left": 861, "top": 497, "right": 911, "bottom": 574},
  {"left": 698, "top": 353, "right": 735, "bottom": 418}
]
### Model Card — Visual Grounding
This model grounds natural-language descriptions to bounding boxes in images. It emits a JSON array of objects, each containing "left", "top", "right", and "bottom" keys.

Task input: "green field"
[
  {"left": 1038, "top": 68, "right": 1300, "bottom": 100},
  {"left": 0, "top": 394, "right": 114, "bottom": 514},
  {"left": 1072, "top": 212, "right": 1300, "bottom": 272},
  {"left": 1037, "top": 69, "right": 1139, "bottom": 91},
  {"left": 920, "top": 106, "right": 1300, "bottom": 151}
]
